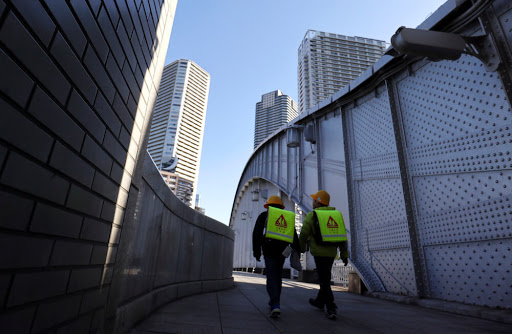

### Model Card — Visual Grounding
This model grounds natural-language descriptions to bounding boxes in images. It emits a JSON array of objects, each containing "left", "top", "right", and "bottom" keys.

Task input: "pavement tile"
[
  {"left": 223, "top": 328, "right": 281, "bottom": 334},
  {"left": 147, "top": 313, "right": 220, "bottom": 327},
  {"left": 130, "top": 273, "right": 512, "bottom": 334},
  {"left": 132, "top": 322, "right": 221, "bottom": 334}
]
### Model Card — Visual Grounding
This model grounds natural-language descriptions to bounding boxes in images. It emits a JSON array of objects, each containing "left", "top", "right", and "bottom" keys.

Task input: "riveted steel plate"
[
  {"left": 424, "top": 239, "right": 512, "bottom": 307},
  {"left": 359, "top": 179, "right": 410, "bottom": 250},
  {"left": 354, "top": 228, "right": 386, "bottom": 291},
  {"left": 371, "top": 248, "right": 417, "bottom": 295},
  {"left": 356, "top": 152, "right": 401, "bottom": 180},
  {"left": 407, "top": 124, "right": 512, "bottom": 177},
  {"left": 352, "top": 90, "right": 397, "bottom": 159},
  {"left": 413, "top": 172, "right": 512, "bottom": 226},
  {"left": 346, "top": 87, "right": 413, "bottom": 294},
  {"left": 396, "top": 56, "right": 510, "bottom": 149},
  {"left": 396, "top": 47, "right": 512, "bottom": 306}
]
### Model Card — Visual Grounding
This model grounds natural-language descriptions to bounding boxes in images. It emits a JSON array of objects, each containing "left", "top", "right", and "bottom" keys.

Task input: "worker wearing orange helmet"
[
  {"left": 299, "top": 190, "right": 348, "bottom": 320},
  {"left": 252, "top": 195, "right": 300, "bottom": 318}
]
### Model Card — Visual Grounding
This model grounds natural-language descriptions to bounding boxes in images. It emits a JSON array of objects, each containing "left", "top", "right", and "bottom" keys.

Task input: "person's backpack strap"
[{"left": 312, "top": 211, "right": 328, "bottom": 245}]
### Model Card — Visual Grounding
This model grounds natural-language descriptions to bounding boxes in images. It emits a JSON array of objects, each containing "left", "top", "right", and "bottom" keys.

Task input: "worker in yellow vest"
[
  {"left": 252, "top": 195, "right": 300, "bottom": 318},
  {"left": 299, "top": 190, "right": 348, "bottom": 320}
]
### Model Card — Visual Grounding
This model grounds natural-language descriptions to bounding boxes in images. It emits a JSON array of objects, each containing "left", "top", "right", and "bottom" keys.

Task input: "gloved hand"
[
  {"left": 342, "top": 257, "right": 348, "bottom": 266},
  {"left": 254, "top": 252, "right": 261, "bottom": 262}
]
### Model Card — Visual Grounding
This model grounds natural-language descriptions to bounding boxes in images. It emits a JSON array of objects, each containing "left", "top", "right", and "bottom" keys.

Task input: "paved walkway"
[{"left": 129, "top": 272, "right": 512, "bottom": 334}]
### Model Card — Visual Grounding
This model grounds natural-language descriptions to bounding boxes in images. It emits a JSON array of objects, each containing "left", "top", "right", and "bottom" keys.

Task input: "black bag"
[{"left": 290, "top": 249, "right": 302, "bottom": 271}]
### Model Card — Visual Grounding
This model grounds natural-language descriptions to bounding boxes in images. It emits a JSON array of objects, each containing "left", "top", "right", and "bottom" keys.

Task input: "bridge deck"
[{"left": 129, "top": 273, "right": 512, "bottom": 334}]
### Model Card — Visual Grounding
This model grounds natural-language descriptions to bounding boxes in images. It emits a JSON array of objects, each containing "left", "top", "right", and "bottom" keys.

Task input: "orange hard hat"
[
  {"left": 310, "top": 190, "right": 330, "bottom": 206},
  {"left": 264, "top": 195, "right": 284, "bottom": 209}
]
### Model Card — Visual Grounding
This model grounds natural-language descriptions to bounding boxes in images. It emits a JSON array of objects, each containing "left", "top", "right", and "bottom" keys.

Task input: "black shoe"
[
  {"left": 326, "top": 306, "right": 337, "bottom": 320},
  {"left": 269, "top": 305, "right": 281, "bottom": 318},
  {"left": 309, "top": 298, "right": 324, "bottom": 310}
]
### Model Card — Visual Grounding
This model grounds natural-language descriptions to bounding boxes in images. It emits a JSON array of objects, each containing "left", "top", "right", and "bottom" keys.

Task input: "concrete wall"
[
  {"left": 111, "top": 153, "right": 234, "bottom": 333},
  {"left": 0, "top": 1, "right": 234, "bottom": 333}
]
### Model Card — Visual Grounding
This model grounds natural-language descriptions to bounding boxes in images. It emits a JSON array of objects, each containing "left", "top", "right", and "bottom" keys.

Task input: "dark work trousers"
[
  {"left": 264, "top": 255, "right": 285, "bottom": 308},
  {"left": 314, "top": 256, "right": 336, "bottom": 309}
]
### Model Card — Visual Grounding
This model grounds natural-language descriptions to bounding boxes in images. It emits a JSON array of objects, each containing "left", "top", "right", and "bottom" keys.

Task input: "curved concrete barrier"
[{"left": 110, "top": 153, "right": 234, "bottom": 333}]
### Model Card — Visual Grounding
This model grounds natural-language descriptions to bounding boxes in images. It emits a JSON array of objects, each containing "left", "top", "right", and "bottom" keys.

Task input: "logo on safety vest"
[
  {"left": 326, "top": 216, "right": 338, "bottom": 229},
  {"left": 275, "top": 215, "right": 287, "bottom": 228}
]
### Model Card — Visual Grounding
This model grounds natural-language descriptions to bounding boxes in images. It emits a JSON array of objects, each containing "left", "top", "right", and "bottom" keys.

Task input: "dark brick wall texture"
[{"left": 0, "top": 1, "right": 233, "bottom": 333}]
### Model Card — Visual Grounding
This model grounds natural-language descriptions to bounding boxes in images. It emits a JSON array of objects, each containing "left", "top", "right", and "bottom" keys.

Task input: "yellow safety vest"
[
  {"left": 265, "top": 207, "right": 295, "bottom": 243},
  {"left": 315, "top": 210, "right": 347, "bottom": 242}
]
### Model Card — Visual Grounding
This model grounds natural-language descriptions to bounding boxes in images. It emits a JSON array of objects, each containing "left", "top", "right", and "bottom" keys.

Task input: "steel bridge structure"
[{"left": 230, "top": 0, "right": 512, "bottom": 309}]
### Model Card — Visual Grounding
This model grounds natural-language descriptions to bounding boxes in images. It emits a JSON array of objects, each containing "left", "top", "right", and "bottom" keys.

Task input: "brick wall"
[{"left": 0, "top": 1, "right": 180, "bottom": 332}]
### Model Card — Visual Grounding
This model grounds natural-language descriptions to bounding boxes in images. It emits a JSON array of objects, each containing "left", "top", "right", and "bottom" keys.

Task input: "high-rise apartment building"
[
  {"left": 254, "top": 90, "right": 298, "bottom": 148},
  {"left": 298, "top": 30, "right": 386, "bottom": 113},
  {"left": 148, "top": 59, "right": 210, "bottom": 206}
]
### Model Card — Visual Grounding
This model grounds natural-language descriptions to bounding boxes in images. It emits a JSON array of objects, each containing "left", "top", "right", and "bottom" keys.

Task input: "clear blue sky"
[{"left": 164, "top": 0, "right": 447, "bottom": 225}]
